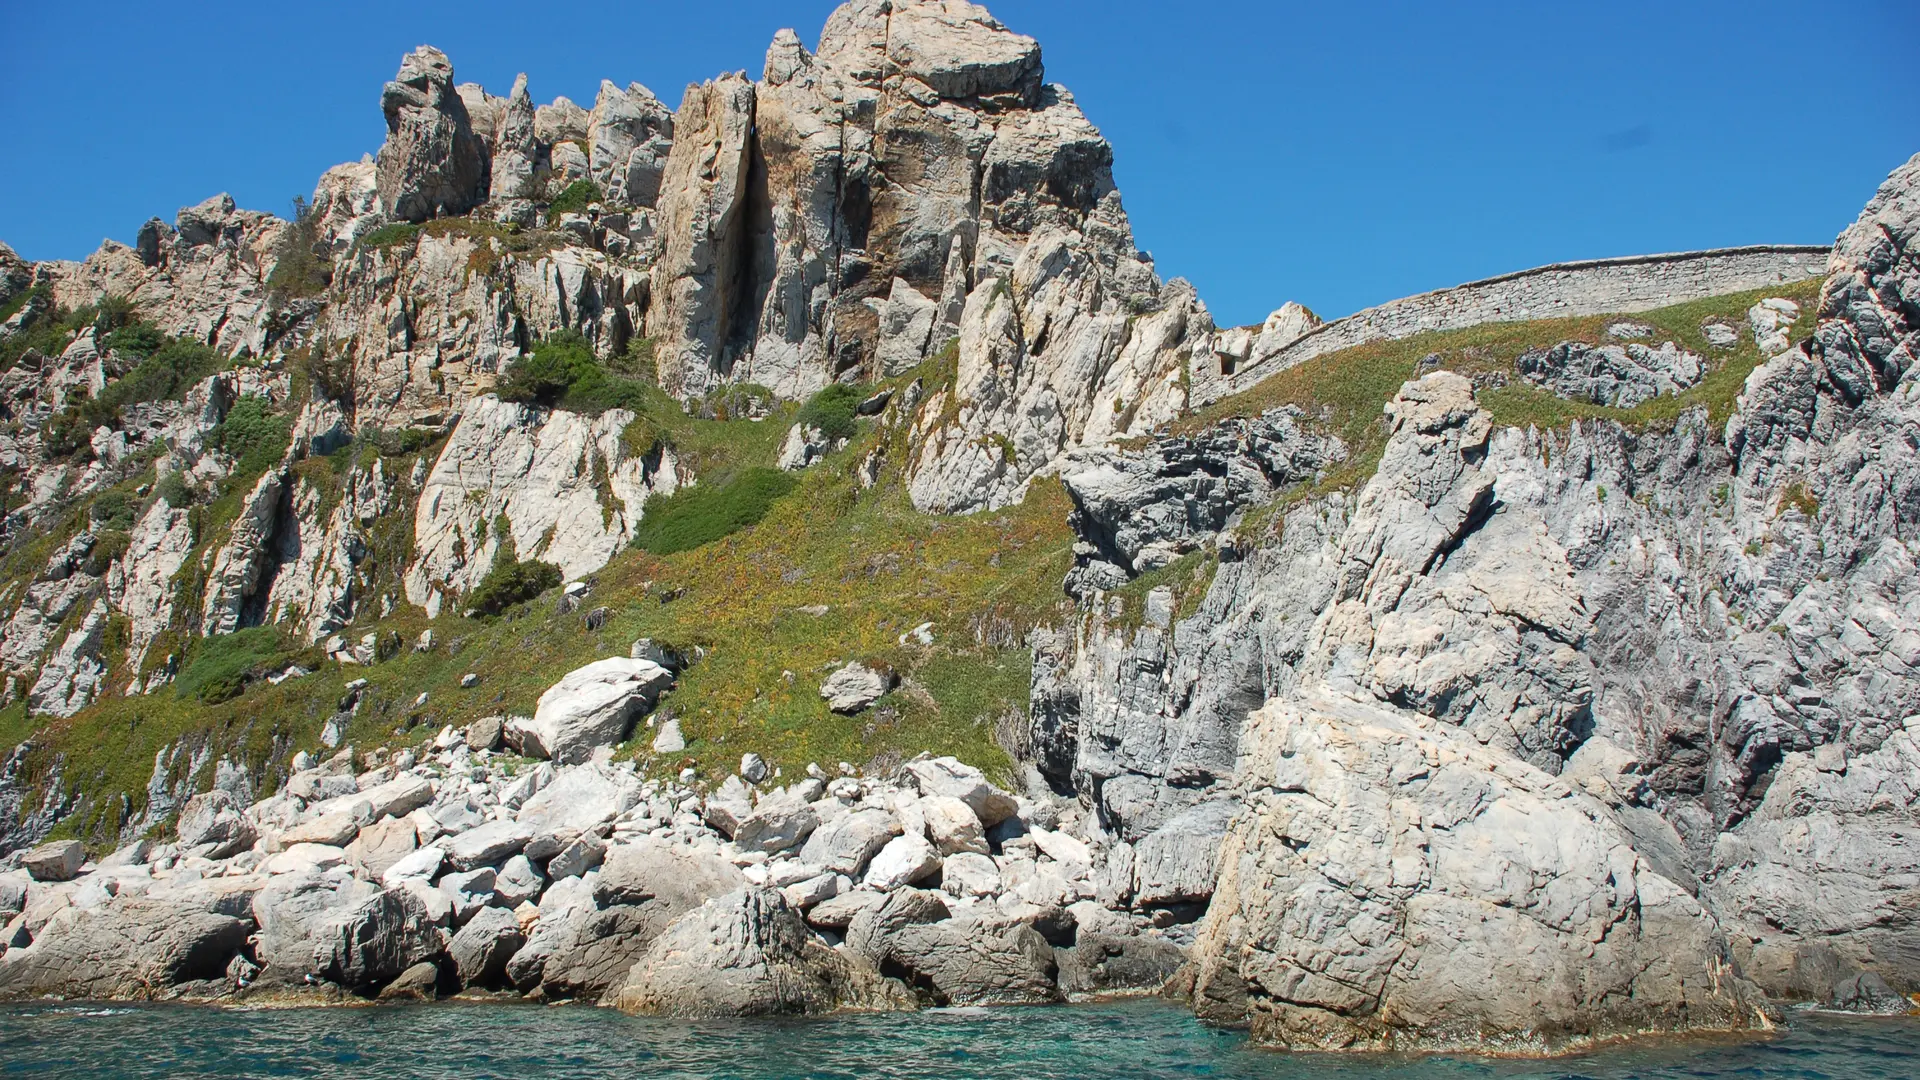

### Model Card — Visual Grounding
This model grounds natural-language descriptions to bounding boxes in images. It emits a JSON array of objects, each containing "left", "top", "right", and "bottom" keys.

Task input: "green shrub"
[
  {"left": 360, "top": 222, "right": 422, "bottom": 249},
  {"left": 630, "top": 467, "right": 798, "bottom": 555},
  {"left": 693, "top": 383, "right": 776, "bottom": 421},
  {"left": 267, "top": 195, "right": 333, "bottom": 299},
  {"left": 796, "top": 382, "right": 864, "bottom": 441},
  {"left": 546, "top": 179, "right": 604, "bottom": 222},
  {"left": 467, "top": 555, "right": 563, "bottom": 616},
  {"left": 174, "top": 626, "right": 283, "bottom": 704},
  {"left": 496, "top": 331, "right": 649, "bottom": 414},
  {"left": 361, "top": 426, "right": 437, "bottom": 458},
  {"left": 298, "top": 346, "right": 355, "bottom": 405},
  {"left": 0, "top": 287, "right": 71, "bottom": 371},
  {"left": 84, "top": 530, "right": 130, "bottom": 576},
  {"left": 155, "top": 471, "right": 193, "bottom": 508},
  {"left": 42, "top": 401, "right": 102, "bottom": 459},
  {"left": 0, "top": 285, "right": 38, "bottom": 325},
  {"left": 103, "top": 336, "right": 223, "bottom": 409},
  {"left": 89, "top": 490, "right": 135, "bottom": 532},
  {"left": 103, "top": 320, "right": 166, "bottom": 359},
  {"left": 212, "top": 395, "right": 292, "bottom": 475}
]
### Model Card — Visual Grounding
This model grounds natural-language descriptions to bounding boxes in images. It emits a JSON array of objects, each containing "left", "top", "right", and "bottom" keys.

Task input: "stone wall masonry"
[{"left": 1190, "top": 244, "right": 1831, "bottom": 407}]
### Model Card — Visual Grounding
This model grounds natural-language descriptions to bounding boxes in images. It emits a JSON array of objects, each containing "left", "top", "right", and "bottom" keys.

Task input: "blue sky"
[{"left": 3, "top": 1, "right": 1915, "bottom": 325}]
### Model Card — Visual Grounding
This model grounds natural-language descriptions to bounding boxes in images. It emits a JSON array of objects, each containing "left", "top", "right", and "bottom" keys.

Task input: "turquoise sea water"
[{"left": 0, "top": 999, "right": 1913, "bottom": 1079}]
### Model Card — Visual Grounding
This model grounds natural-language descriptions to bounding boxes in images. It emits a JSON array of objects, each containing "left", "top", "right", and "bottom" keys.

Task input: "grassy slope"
[
  {"left": 1104, "top": 279, "right": 1826, "bottom": 624},
  {"left": 1, "top": 277, "right": 1822, "bottom": 847},
  {"left": 7, "top": 353, "right": 1072, "bottom": 844}
]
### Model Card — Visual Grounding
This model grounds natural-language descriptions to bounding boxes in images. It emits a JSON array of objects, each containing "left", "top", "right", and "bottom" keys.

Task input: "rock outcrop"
[
  {"left": 403, "top": 396, "right": 681, "bottom": 614},
  {"left": 376, "top": 47, "right": 490, "bottom": 223},
  {"left": 1190, "top": 689, "right": 1765, "bottom": 1051}
]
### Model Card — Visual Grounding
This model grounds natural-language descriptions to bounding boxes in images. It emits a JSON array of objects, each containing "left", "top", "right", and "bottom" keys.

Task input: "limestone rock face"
[
  {"left": 635, "top": 1, "right": 1207, "bottom": 503},
  {"left": 317, "top": 234, "right": 648, "bottom": 430},
  {"left": 819, "top": 0, "right": 1043, "bottom": 103},
  {"left": 1190, "top": 689, "right": 1767, "bottom": 1052},
  {"left": 1518, "top": 340, "right": 1705, "bottom": 407},
  {"left": 588, "top": 80, "right": 674, "bottom": 208},
  {"left": 375, "top": 46, "right": 489, "bottom": 223},
  {"left": 404, "top": 396, "right": 681, "bottom": 614},
  {"left": 111, "top": 499, "right": 196, "bottom": 676},
  {"left": 43, "top": 193, "right": 289, "bottom": 358},
  {"left": 200, "top": 470, "right": 286, "bottom": 636},
  {"left": 26, "top": 600, "right": 110, "bottom": 719},
  {"left": 488, "top": 74, "right": 543, "bottom": 202}
]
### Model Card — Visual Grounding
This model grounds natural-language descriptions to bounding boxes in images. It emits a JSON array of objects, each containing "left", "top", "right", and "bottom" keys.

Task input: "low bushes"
[
  {"left": 496, "top": 331, "right": 650, "bottom": 414},
  {"left": 211, "top": 396, "right": 292, "bottom": 475},
  {"left": 174, "top": 626, "right": 284, "bottom": 704},
  {"left": 467, "top": 546, "right": 564, "bottom": 616},
  {"left": 796, "top": 383, "right": 864, "bottom": 440},
  {"left": 546, "top": 179, "right": 603, "bottom": 222},
  {"left": 629, "top": 467, "right": 798, "bottom": 556}
]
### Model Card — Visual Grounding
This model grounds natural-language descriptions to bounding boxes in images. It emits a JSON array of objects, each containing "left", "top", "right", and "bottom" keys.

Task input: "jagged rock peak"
[
  {"left": 376, "top": 45, "right": 489, "bottom": 223},
  {"left": 818, "top": 0, "right": 1044, "bottom": 103}
]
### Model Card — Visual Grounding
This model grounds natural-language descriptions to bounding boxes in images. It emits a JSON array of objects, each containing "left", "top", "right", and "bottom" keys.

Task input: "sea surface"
[{"left": 0, "top": 998, "right": 1912, "bottom": 1079}]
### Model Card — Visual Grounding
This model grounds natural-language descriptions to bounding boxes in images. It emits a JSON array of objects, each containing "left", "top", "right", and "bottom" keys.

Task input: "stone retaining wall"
[{"left": 1190, "top": 244, "right": 1831, "bottom": 406}]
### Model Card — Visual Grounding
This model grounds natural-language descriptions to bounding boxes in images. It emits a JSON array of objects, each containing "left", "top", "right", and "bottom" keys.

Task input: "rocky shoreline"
[{"left": 0, "top": 712, "right": 1187, "bottom": 1014}]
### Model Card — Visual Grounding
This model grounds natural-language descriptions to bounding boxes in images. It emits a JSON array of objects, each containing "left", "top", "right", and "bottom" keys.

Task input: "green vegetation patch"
[
  {"left": 210, "top": 395, "right": 292, "bottom": 476},
  {"left": 796, "top": 383, "right": 865, "bottom": 440},
  {"left": 546, "top": 179, "right": 604, "bottom": 222},
  {"left": 467, "top": 555, "right": 564, "bottom": 617},
  {"left": 496, "top": 331, "right": 653, "bottom": 414},
  {"left": 1186, "top": 279, "right": 1828, "bottom": 485},
  {"left": 630, "top": 467, "right": 799, "bottom": 556},
  {"left": 175, "top": 627, "right": 289, "bottom": 705},
  {"left": 266, "top": 195, "right": 332, "bottom": 300}
]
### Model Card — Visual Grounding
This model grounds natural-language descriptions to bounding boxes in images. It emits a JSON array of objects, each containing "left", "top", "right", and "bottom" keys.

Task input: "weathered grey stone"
[
  {"left": 819, "top": 662, "right": 890, "bottom": 713},
  {"left": 448, "top": 905, "right": 524, "bottom": 988},
  {"left": 922, "top": 794, "right": 987, "bottom": 855},
  {"left": 20, "top": 841, "right": 84, "bottom": 883},
  {"left": 515, "top": 763, "right": 642, "bottom": 834},
  {"left": 592, "top": 836, "right": 747, "bottom": 911},
  {"left": 1189, "top": 690, "right": 1768, "bottom": 1051},
  {"left": 612, "top": 887, "right": 904, "bottom": 1016},
  {"left": 509, "top": 658, "right": 675, "bottom": 764},
  {"left": 376, "top": 46, "right": 488, "bottom": 222},
  {"left": 730, "top": 786, "right": 820, "bottom": 854},
  {"left": 904, "top": 757, "right": 1017, "bottom": 826},
  {"left": 445, "top": 820, "right": 532, "bottom": 871},
  {"left": 1056, "top": 931, "right": 1186, "bottom": 996},
  {"left": 847, "top": 892, "right": 1060, "bottom": 1006},
  {"left": 0, "top": 898, "right": 249, "bottom": 999},
  {"left": 863, "top": 833, "right": 942, "bottom": 891},
  {"left": 1517, "top": 340, "right": 1705, "bottom": 407},
  {"left": 176, "top": 790, "right": 257, "bottom": 860},
  {"left": 797, "top": 807, "right": 900, "bottom": 877}
]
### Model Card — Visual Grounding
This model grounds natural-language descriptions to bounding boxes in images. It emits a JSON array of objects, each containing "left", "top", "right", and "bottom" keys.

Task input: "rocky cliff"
[{"left": 0, "top": 0, "right": 1913, "bottom": 1050}]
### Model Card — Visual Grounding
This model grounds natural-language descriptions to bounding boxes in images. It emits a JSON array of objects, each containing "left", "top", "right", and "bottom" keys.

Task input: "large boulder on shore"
[
  {"left": 0, "top": 898, "right": 249, "bottom": 999},
  {"left": 449, "top": 905, "right": 524, "bottom": 988},
  {"left": 176, "top": 790, "right": 258, "bottom": 859},
  {"left": 1188, "top": 689, "right": 1771, "bottom": 1052},
  {"left": 252, "top": 874, "right": 444, "bottom": 990},
  {"left": 611, "top": 887, "right": 906, "bottom": 1017},
  {"left": 510, "top": 658, "right": 675, "bottom": 764}
]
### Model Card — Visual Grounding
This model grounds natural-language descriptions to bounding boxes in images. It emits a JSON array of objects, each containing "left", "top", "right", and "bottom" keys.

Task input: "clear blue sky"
[{"left": 4, "top": 1, "right": 1915, "bottom": 325}]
